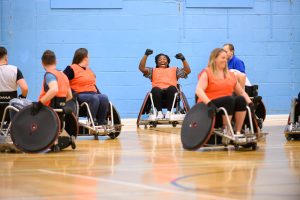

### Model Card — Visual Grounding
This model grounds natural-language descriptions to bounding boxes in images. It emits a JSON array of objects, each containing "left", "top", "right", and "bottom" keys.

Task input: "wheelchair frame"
[
  {"left": 207, "top": 106, "right": 258, "bottom": 150},
  {"left": 76, "top": 100, "right": 122, "bottom": 139},
  {"left": 0, "top": 102, "right": 20, "bottom": 136},
  {"left": 137, "top": 89, "right": 190, "bottom": 128}
]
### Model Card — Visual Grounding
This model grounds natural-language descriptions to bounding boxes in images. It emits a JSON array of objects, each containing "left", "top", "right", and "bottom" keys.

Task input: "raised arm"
[
  {"left": 175, "top": 53, "right": 191, "bottom": 75},
  {"left": 139, "top": 49, "right": 153, "bottom": 75}
]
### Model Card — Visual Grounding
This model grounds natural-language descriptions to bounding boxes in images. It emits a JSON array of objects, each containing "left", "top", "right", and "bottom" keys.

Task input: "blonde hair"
[{"left": 208, "top": 48, "right": 228, "bottom": 77}]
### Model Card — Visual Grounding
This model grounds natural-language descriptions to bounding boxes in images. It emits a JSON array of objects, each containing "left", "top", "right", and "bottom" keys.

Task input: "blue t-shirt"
[
  {"left": 45, "top": 72, "right": 57, "bottom": 85},
  {"left": 228, "top": 55, "right": 246, "bottom": 73}
]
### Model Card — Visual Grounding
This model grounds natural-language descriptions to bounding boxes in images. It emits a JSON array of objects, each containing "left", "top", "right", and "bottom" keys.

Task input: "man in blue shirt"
[
  {"left": 223, "top": 43, "right": 250, "bottom": 88},
  {"left": 223, "top": 43, "right": 246, "bottom": 73}
]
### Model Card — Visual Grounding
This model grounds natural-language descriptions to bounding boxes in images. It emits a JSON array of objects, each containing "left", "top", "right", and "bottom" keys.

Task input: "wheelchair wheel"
[
  {"left": 10, "top": 105, "right": 60, "bottom": 153},
  {"left": 286, "top": 135, "right": 292, "bottom": 141},
  {"left": 51, "top": 144, "right": 60, "bottom": 152},
  {"left": 252, "top": 143, "right": 257, "bottom": 150},
  {"left": 108, "top": 132, "right": 120, "bottom": 139},
  {"left": 71, "top": 136, "right": 76, "bottom": 149},
  {"left": 151, "top": 121, "right": 157, "bottom": 128},
  {"left": 172, "top": 121, "right": 177, "bottom": 127},
  {"left": 106, "top": 104, "right": 122, "bottom": 139},
  {"left": 181, "top": 103, "right": 215, "bottom": 150}
]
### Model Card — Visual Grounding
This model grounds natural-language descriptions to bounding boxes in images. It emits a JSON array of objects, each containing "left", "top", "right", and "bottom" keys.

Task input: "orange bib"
[
  {"left": 39, "top": 69, "right": 70, "bottom": 106},
  {"left": 152, "top": 67, "right": 177, "bottom": 89},
  {"left": 70, "top": 64, "right": 97, "bottom": 93},
  {"left": 197, "top": 68, "right": 237, "bottom": 103}
]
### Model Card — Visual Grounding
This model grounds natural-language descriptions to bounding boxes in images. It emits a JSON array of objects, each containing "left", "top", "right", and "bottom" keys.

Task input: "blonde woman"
[{"left": 196, "top": 48, "right": 253, "bottom": 136}]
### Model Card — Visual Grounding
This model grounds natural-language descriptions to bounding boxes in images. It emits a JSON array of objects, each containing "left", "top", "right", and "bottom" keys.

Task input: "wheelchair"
[
  {"left": 181, "top": 102, "right": 260, "bottom": 151},
  {"left": 284, "top": 97, "right": 300, "bottom": 141},
  {"left": 136, "top": 85, "right": 190, "bottom": 128},
  {"left": 67, "top": 97, "right": 122, "bottom": 140},
  {"left": 0, "top": 93, "right": 78, "bottom": 153}
]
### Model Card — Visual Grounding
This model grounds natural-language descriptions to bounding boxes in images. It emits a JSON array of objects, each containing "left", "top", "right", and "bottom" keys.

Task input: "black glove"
[
  {"left": 207, "top": 101, "right": 217, "bottom": 118},
  {"left": 18, "top": 94, "right": 26, "bottom": 99},
  {"left": 31, "top": 101, "right": 43, "bottom": 115},
  {"left": 175, "top": 53, "right": 186, "bottom": 61},
  {"left": 248, "top": 102, "right": 255, "bottom": 113},
  {"left": 145, "top": 49, "right": 153, "bottom": 56}
]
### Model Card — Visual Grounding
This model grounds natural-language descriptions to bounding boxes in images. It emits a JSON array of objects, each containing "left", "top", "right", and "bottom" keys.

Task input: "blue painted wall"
[{"left": 1, "top": 0, "right": 299, "bottom": 117}]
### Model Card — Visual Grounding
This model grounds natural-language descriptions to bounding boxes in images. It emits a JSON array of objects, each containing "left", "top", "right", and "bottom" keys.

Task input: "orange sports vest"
[
  {"left": 69, "top": 64, "right": 97, "bottom": 93},
  {"left": 152, "top": 67, "right": 178, "bottom": 89},
  {"left": 39, "top": 69, "right": 70, "bottom": 106},
  {"left": 197, "top": 68, "right": 237, "bottom": 103}
]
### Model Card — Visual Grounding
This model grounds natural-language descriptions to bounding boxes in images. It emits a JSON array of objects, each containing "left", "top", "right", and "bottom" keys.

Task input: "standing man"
[{"left": 223, "top": 43, "right": 250, "bottom": 88}]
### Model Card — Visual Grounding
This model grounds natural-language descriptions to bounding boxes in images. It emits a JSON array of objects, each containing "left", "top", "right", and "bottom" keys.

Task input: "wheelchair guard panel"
[
  {"left": 181, "top": 103, "right": 215, "bottom": 150},
  {"left": 10, "top": 105, "right": 60, "bottom": 153}
]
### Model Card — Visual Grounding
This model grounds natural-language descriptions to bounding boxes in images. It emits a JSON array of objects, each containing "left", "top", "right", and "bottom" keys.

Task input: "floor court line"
[{"left": 38, "top": 169, "right": 236, "bottom": 200}]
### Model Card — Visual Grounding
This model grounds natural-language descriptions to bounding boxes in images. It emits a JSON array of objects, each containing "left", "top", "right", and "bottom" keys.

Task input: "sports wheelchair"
[
  {"left": 136, "top": 85, "right": 190, "bottom": 128},
  {"left": 67, "top": 97, "right": 122, "bottom": 140},
  {"left": 0, "top": 92, "right": 78, "bottom": 153},
  {"left": 181, "top": 102, "right": 260, "bottom": 151},
  {"left": 284, "top": 95, "right": 300, "bottom": 141}
]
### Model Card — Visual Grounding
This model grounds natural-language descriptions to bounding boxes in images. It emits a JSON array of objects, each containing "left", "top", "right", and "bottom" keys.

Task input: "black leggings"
[
  {"left": 212, "top": 96, "right": 246, "bottom": 115},
  {"left": 151, "top": 86, "right": 177, "bottom": 111}
]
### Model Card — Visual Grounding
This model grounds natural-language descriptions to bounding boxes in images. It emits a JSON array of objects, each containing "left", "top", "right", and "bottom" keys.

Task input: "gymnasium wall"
[{"left": 1, "top": 0, "right": 299, "bottom": 117}]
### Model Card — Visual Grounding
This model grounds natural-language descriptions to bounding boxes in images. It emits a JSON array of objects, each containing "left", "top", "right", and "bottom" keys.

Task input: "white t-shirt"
[
  {"left": 0, "top": 64, "right": 20, "bottom": 91},
  {"left": 229, "top": 69, "right": 251, "bottom": 86}
]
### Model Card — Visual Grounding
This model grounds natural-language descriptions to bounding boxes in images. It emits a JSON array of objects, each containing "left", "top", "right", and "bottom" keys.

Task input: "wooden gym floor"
[{"left": 0, "top": 116, "right": 299, "bottom": 200}]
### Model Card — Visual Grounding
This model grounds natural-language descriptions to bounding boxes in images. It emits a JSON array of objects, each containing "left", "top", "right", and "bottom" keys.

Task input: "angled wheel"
[
  {"left": 151, "top": 121, "right": 157, "bottom": 128},
  {"left": 181, "top": 103, "right": 215, "bottom": 150},
  {"left": 106, "top": 104, "right": 122, "bottom": 139},
  {"left": 286, "top": 135, "right": 292, "bottom": 141},
  {"left": 252, "top": 143, "right": 257, "bottom": 150},
  {"left": 10, "top": 105, "right": 60, "bottom": 153},
  {"left": 172, "top": 121, "right": 177, "bottom": 127}
]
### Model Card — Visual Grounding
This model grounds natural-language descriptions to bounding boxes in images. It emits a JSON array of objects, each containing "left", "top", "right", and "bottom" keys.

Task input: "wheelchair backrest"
[
  {"left": 245, "top": 85, "right": 258, "bottom": 97},
  {"left": 0, "top": 91, "right": 17, "bottom": 122}
]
